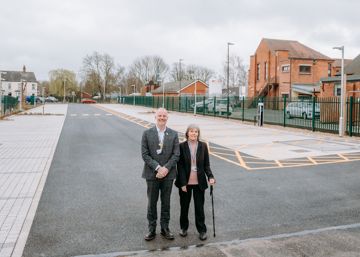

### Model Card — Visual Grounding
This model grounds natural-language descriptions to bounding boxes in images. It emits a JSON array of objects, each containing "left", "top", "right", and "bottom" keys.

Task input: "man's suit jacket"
[
  {"left": 141, "top": 126, "right": 180, "bottom": 180},
  {"left": 175, "top": 140, "right": 214, "bottom": 191}
]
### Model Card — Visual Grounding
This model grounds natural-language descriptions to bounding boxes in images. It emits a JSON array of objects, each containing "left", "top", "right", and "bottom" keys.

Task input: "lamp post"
[
  {"left": 63, "top": 78, "right": 66, "bottom": 103},
  {"left": 333, "top": 46, "right": 345, "bottom": 136},
  {"left": 227, "top": 42, "right": 234, "bottom": 118},
  {"left": 179, "top": 59, "right": 183, "bottom": 95},
  {"left": 20, "top": 79, "right": 26, "bottom": 111},
  {"left": 131, "top": 84, "right": 136, "bottom": 105}
]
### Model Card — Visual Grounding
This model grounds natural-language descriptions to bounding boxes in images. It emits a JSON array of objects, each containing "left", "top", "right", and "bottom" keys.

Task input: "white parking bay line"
[
  {"left": 94, "top": 114, "right": 101, "bottom": 116},
  {"left": 70, "top": 114, "right": 77, "bottom": 117},
  {"left": 105, "top": 114, "right": 113, "bottom": 116},
  {"left": 82, "top": 114, "right": 89, "bottom": 116}
]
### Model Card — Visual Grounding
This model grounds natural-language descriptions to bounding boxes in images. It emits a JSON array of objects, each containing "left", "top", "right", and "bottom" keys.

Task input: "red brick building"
[
  {"left": 151, "top": 80, "right": 208, "bottom": 96},
  {"left": 320, "top": 54, "right": 360, "bottom": 98},
  {"left": 248, "top": 38, "right": 333, "bottom": 98}
]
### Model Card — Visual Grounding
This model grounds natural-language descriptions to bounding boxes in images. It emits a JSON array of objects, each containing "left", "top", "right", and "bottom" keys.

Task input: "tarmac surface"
[{"left": 1, "top": 103, "right": 360, "bottom": 257}]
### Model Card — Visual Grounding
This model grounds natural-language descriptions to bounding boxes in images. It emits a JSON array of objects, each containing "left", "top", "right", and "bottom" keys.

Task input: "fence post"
[
  {"left": 203, "top": 96, "right": 205, "bottom": 115},
  {"left": 227, "top": 95, "right": 230, "bottom": 119},
  {"left": 242, "top": 96, "right": 245, "bottom": 121},
  {"left": 312, "top": 97, "right": 316, "bottom": 132},
  {"left": 185, "top": 96, "right": 188, "bottom": 112},
  {"left": 349, "top": 96, "right": 354, "bottom": 137},
  {"left": 213, "top": 96, "right": 216, "bottom": 117},
  {"left": 283, "top": 95, "right": 287, "bottom": 127}
]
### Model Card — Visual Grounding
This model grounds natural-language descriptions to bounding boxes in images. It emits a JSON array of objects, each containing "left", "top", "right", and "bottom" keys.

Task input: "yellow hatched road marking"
[
  {"left": 275, "top": 160, "right": 283, "bottom": 167},
  {"left": 211, "top": 151, "right": 237, "bottom": 157},
  {"left": 93, "top": 105, "right": 360, "bottom": 171},
  {"left": 211, "top": 152, "right": 244, "bottom": 168},
  {"left": 338, "top": 154, "right": 349, "bottom": 161},
  {"left": 307, "top": 157, "right": 317, "bottom": 164},
  {"left": 235, "top": 151, "right": 247, "bottom": 168}
]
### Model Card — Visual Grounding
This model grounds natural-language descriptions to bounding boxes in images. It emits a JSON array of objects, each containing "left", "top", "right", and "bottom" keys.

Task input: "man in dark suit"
[{"left": 141, "top": 108, "right": 180, "bottom": 241}]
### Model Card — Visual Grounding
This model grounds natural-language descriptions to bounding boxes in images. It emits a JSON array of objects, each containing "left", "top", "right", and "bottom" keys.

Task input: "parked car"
[
  {"left": 45, "top": 96, "right": 58, "bottom": 102},
  {"left": 207, "top": 98, "right": 233, "bottom": 115},
  {"left": 81, "top": 98, "right": 97, "bottom": 104},
  {"left": 286, "top": 102, "right": 320, "bottom": 119},
  {"left": 36, "top": 96, "right": 45, "bottom": 103},
  {"left": 190, "top": 98, "right": 213, "bottom": 112}
]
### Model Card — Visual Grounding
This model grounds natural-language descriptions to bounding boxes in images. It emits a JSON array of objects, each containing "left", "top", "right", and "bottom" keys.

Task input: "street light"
[
  {"left": 131, "top": 84, "right": 136, "bottom": 105},
  {"left": 227, "top": 42, "right": 234, "bottom": 118},
  {"left": 63, "top": 79, "right": 66, "bottom": 103},
  {"left": 20, "top": 79, "right": 26, "bottom": 111},
  {"left": 333, "top": 46, "right": 345, "bottom": 136},
  {"left": 179, "top": 58, "right": 183, "bottom": 95}
]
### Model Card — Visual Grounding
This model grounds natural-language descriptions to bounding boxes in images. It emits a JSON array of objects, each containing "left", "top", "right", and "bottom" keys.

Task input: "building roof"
[
  {"left": 344, "top": 54, "right": 360, "bottom": 75},
  {"left": 152, "top": 80, "right": 197, "bottom": 94},
  {"left": 333, "top": 58, "right": 352, "bottom": 67},
  {"left": 320, "top": 74, "right": 360, "bottom": 83},
  {"left": 292, "top": 84, "right": 320, "bottom": 95},
  {"left": 0, "top": 70, "right": 38, "bottom": 83},
  {"left": 262, "top": 38, "right": 332, "bottom": 60}
]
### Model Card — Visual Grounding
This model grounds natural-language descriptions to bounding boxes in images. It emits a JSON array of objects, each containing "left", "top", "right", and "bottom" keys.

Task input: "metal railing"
[
  {"left": 0, "top": 95, "right": 19, "bottom": 118},
  {"left": 118, "top": 95, "right": 360, "bottom": 137}
]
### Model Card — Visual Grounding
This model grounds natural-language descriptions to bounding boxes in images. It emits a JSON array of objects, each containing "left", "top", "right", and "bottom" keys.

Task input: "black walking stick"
[{"left": 210, "top": 185, "right": 216, "bottom": 237}]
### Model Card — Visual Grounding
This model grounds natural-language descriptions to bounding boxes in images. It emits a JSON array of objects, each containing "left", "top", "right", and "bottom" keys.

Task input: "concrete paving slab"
[{"left": 0, "top": 104, "right": 67, "bottom": 257}]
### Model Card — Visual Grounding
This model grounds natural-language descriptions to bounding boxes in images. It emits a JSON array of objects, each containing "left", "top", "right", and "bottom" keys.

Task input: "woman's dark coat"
[{"left": 175, "top": 141, "right": 214, "bottom": 191}]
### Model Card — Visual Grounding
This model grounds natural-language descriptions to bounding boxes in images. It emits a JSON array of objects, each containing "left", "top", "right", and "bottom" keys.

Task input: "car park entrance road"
[{"left": 4, "top": 103, "right": 360, "bottom": 257}]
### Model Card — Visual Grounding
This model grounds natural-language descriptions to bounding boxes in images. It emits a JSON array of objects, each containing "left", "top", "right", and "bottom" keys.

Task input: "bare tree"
[
  {"left": 129, "top": 55, "right": 169, "bottom": 85},
  {"left": 81, "top": 52, "right": 104, "bottom": 96},
  {"left": 81, "top": 52, "right": 125, "bottom": 99},
  {"left": 170, "top": 63, "right": 214, "bottom": 83},
  {"left": 222, "top": 55, "right": 248, "bottom": 96}
]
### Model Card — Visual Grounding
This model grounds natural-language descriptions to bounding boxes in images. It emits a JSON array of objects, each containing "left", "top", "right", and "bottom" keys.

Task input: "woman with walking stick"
[{"left": 175, "top": 124, "right": 215, "bottom": 241}]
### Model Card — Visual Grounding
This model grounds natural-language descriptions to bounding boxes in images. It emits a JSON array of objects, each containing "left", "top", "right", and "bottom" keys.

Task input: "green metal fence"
[
  {"left": 0, "top": 95, "right": 19, "bottom": 117},
  {"left": 118, "top": 95, "right": 360, "bottom": 137}
]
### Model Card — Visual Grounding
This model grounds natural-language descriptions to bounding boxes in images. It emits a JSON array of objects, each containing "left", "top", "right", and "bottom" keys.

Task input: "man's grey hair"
[
  {"left": 185, "top": 124, "right": 201, "bottom": 141},
  {"left": 155, "top": 108, "right": 168, "bottom": 118}
]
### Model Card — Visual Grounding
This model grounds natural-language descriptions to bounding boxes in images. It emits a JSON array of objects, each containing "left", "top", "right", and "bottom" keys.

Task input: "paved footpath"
[
  {"left": 0, "top": 104, "right": 67, "bottom": 257},
  {"left": 1, "top": 103, "right": 360, "bottom": 257}
]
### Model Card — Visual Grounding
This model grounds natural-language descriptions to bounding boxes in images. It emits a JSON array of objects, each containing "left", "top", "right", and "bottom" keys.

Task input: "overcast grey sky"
[{"left": 1, "top": 0, "right": 359, "bottom": 81}]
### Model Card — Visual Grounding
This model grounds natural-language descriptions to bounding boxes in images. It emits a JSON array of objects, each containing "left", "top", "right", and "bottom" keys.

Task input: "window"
[
  {"left": 334, "top": 83, "right": 341, "bottom": 96},
  {"left": 282, "top": 65, "right": 290, "bottom": 73},
  {"left": 299, "top": 65, "right": 311, "bottom": 74},
  {"left": 8, "top": 83, "right": 11, "bottom": 90},
  {"left": 32, "top": 84, "right": 36, "bottom": 90},
  {"left": 256, "top": 64, "right": 260, "bottom": 81},
  {"left": 328, "top": 63, "right": 332, "bottom": 77},
  {"left": 264, "top": 62, "right": 268, "bottom": 80}
]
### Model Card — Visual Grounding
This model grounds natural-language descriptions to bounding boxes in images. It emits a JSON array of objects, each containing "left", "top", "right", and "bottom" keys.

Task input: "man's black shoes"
[
  {"left": 179, "top": 229, "right": 187, "bottom": 237},
  {"left": 199, "top": 232, "right": 207, "bottom": 241},
  {"left": 161, "top": 228, "right": 175, "bottom": 240},
  {"left": 144, "top": 231, "right": 156, "bottom": 241}
]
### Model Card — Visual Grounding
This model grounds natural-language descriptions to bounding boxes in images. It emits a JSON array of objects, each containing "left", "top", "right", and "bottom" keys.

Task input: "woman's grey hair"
[{"left": 185, "top": 124, "right": 201, "bottom": 140}]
